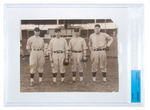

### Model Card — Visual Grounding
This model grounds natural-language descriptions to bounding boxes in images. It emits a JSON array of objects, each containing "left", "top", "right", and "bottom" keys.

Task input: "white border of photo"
[{"left": 4, "top": 4, "right": 144, "bottom": 106}]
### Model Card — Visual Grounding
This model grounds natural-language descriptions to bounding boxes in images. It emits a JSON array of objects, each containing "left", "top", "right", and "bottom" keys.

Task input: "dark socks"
[
  {"left": 79, "top": 72, "right": 83, "bottom": 77},
  {"left": 53, "top": 73, "right": 57, "bottom": 77},
  {"left": 102, "top": 72, "right": 106, "bottom": 77},
  {"left": 72, "top": 72, "right": 76, "bottom": 77},
  {"left": 30, "top": 74, "right": 34, "bottom": 78},
  {"left": 39, "top": 73, "right": 43, "bottom": 77},
  {"left": 92, "top": 72, "right": 96, "bottom": 77},
  {"left": 61, "top": 73, "right": 65, "bottom": 77}
]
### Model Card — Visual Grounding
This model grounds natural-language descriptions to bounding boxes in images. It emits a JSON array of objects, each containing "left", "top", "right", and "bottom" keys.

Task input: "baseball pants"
[
  {"left": 91, "top": 51, "right": 107, "bottom": 72},
  {"left": 29, "top": 50, "right": 45, "bottom": 73},
  {"left": 52, "top": 53, "right": 65, "bottom": 73},
  {"left": 71, "top": 53, "right": 84, "bottom": 72}
]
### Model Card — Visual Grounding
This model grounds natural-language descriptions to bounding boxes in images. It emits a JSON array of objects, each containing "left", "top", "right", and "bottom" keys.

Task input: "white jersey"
[
  {"left": 48, "top": 37, "right": 69, "bottom": 52},
  {"left": 26, "top": 36, "right": 44, "bottom": 50},
  {"left": 89, "top": 32, "right": 113, "bottom": 49},
  {"left": 69, "top": 37, "right": 87, "bottom": 51}
]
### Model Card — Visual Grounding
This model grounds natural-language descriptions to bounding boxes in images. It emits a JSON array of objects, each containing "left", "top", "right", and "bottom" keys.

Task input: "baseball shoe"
[
  {"left": 103, "top": 77, "right": 107, "bottom": 82},
  {"left": 92, "top": 77, "right": 96, "bottom": 82},
  {"left": 80, "top": 77, "right": 83, "bottom": 81},
  {"left": 39, "top": 77, "right": 42, "bottom": 84},
  {"left": 72, "top": 77, "right": 76, "bottom": 82},
  {"left": 61, "top": 78, "right": 64, "bottom": 82},
  {"left": 53, "top": 77, "right": 57, "bottom": 83}
]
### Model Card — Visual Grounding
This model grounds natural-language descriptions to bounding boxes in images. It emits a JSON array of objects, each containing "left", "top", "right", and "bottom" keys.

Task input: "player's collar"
[{"left": 95, "top": 32, "right": 101, "bottom": 36}]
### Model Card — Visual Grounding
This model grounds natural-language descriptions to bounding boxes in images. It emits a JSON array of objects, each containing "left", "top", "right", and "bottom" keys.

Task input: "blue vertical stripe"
[{"left": 131, "top": 70, "right": 141, "bottom": 103}]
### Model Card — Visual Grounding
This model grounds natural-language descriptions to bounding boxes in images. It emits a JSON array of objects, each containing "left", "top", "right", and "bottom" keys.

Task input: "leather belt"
[
  {"left": 32, "top": 49, "right": 42, "bottom": 51},
  {"left": 72, "top": 50, "right": 82, "bottom": 53},
  {"left": 94, "top": 48, "right": 106, "bottom": 51},
  {"left": 53, "top": 50, "right": 64, "bottom": 54}
]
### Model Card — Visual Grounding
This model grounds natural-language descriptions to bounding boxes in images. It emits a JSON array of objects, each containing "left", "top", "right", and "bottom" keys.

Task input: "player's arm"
[
  {"left": 26, "top": 37, "right": 32, "bottom": 53},
  {"left": 88, "top": 35, "right": 93, "bottom": 52},
  {"left": 48, "top": 39, "right": 53, "bottom": 61},
  {"left": 68, "top": 40, "right": 72, "bottom": 59},
  {"left": 106, "top": 33, "right": 113, "bottom": 47},
  {"left": 64, "top": 39, "right": 69, "bottom": 59},
  {"left": 82, "top": 39, "right": 88, "bottom": 56},
  {"left": 42, "top": 39, "right": 45, "bottom": 49},
  {"left": 42, "top": 40, "right": 48, "bottom": 56},
  {"left": 81, "top": 39, "right": 88, "bottom": 62}
]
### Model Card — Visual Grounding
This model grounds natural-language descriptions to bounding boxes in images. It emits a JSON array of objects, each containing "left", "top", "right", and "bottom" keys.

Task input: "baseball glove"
[{"left": 63, "top": 58, "right": 69, "bottom": 66}]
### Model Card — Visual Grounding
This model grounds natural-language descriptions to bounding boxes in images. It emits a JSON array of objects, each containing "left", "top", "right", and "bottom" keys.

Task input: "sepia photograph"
[{"left": 20, "top": 19, "right": 118, "bottom": 92}]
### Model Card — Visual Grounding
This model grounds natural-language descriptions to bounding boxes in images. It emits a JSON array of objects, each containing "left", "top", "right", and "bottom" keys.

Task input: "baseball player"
[
  {"left": 69, "top": 28, "right": 88, "bottom": 82},
  {"left": 26, "top": 27, "right": 45, "bottom": 86},
  {"left": 48, "top": 28, "right": 69, "bottom": 83},
  {"left": 89, "top": 24, "right": 113, "bottom": 82}
]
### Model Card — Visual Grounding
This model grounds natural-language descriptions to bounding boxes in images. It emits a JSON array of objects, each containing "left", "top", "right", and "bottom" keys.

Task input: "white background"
[{"left": 0, "top": 0, "right": 149, "bottom": 110}]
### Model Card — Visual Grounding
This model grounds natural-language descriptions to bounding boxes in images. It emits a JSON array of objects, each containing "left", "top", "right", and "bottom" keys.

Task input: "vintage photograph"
[{"left": 20, "top": 19, "right": 118, "bottom": 92}]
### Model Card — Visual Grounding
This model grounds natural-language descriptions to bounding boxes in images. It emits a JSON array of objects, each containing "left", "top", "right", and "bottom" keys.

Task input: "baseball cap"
[
  {"left": 74, "top": 28, "right": 80, "bottom": 32},
  {"left": 95, "top": 24, "right": 101, "bottom": 28},
  {"left": 34, "top": 27, "right": 40, "bottom": 32},
  {"left": 55, "top": 28, "right": 61, "bottom": 32}
]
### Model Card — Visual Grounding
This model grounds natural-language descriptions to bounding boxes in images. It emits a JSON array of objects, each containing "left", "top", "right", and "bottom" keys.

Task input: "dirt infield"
[{"left": 20, "top": 56, "right": 118, "bottom": 92}]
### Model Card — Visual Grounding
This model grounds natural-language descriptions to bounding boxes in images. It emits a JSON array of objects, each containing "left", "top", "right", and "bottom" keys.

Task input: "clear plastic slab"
[{"left": 4, "top": 4, "right": 144, "bottom": 106}]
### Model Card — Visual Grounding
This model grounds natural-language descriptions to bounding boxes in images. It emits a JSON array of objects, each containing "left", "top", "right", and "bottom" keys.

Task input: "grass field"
[{"left": 20, "top": 55, "right": 118, "bottom": 92}]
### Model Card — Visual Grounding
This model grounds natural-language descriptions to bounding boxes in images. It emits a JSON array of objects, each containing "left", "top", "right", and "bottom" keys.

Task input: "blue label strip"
[{"left": 131, "top": 70, "right": 141, "bottom": 103}]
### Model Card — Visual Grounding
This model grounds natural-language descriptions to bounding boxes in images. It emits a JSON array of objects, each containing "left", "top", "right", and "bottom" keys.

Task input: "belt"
[
  {"left": 53, "top": 50, "right": 64, "bottom": 54},
  {"left": 94, "top": 48, "right": 106, "bottom": 51},
  {"left": 72, "top": 50, "right": 82, "bottom": 53},
  {"left": 32, "top": 49, "right": 42, "bottom": 51}
]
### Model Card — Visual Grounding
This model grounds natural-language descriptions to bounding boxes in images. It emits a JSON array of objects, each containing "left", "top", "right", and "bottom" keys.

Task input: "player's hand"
[
  {"left": 65, "top": 57, "right": 69, "bottom": 62},
  {"left": 65, "top": 54, "right": 69, "bottom": 60},
  {"left": 105, "top": 46, "right": 109, "bottom": 51},
  {"left": 68, "top": 55, "right": 72, "bottom": 62}
]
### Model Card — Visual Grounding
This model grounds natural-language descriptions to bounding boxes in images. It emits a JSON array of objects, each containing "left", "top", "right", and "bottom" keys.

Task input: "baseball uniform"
[
  {"left": 69, "top": 36, "right": 87, "bottom": 81},
  {"left": 89, "top": 32, "right": 113, "bottom": 81},
  {"left": 26, "top": 36, "right": 45, "bottom": 74},
  {"left": 48, "top": 37, "right": 69, "bottom": 82}
]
